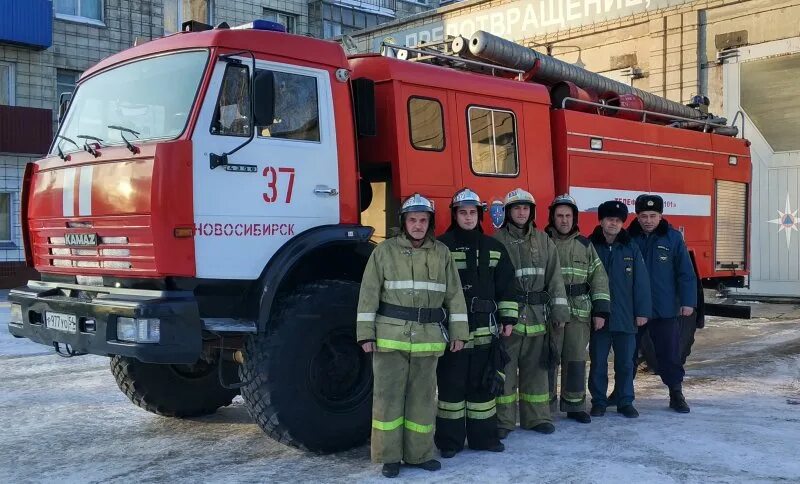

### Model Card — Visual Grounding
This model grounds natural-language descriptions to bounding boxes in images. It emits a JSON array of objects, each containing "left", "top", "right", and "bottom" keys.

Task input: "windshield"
[{"left": 52, "top": 50, "right": 209, "bottom": 154}]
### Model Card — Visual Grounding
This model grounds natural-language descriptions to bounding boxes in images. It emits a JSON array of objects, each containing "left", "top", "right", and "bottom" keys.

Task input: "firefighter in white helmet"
[
  {"left": 435, "top": 188, "right": 518, "bottom": 457},
  {"left": 545, "top": 194, "right": 611, "bottom": 423},
  {"left": 357, "top": 193, "right": 469, "bottom": 478},
  {"left": 493, "top": 188, "right": 569, "bottom": 437}
]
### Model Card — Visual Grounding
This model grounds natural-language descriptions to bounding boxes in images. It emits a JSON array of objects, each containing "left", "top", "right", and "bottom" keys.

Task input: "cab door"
[{"left": 191, "top": 57, "right": 339, "bottom": 279}]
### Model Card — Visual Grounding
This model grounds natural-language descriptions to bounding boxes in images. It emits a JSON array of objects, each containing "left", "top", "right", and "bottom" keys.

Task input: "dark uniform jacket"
[
  {"left": 628, "top": 219, "right": 697, "bottom": 319},
  {"left": 438, "top": 226, "right": 518, "bottom": 347},
  {"left": 590, "top": 227, "right": 652, "bottom": 333}
]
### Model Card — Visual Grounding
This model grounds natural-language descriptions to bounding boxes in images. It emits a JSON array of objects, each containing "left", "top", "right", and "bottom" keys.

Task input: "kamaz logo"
[{"left": 65, "top": 233, "right": 97, "bottom": 246}]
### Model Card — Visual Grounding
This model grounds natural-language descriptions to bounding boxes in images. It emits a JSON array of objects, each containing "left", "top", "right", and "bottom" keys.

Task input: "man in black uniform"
[{"left": 435, "top": 188, "right": 518, "bottom": 458}]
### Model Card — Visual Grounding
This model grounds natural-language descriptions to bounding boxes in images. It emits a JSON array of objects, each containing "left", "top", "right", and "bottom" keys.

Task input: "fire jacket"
[
  {"left": 494, "top": 224, "right": 570, "bottom": 336},
  {"left": 590, "top": 227, "right": 652, "bottom": 333},
  {"left": 545, "top": 226, "right": 611, "bottom": 323},
  {"left": 356, "top": 234, "right": 470, "bottom": 357},
  {"left": 628, "top": 218, "right": 697, "bottom": 319},
  {"left": 438, "top": 227, "right": 518, "bottom": 347}
]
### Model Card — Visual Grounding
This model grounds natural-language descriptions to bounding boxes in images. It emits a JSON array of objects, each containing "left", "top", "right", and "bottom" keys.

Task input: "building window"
[
  {"left": 0, "top": 193, "right": 11, "bottom": 243},
  {"left": 56, "top": 70, "right": 80, "bottom": 100},
  {"left": 55, "top": 0, "right": 104, "bottom": 23},
  {"left": 258, "top": 70, "right": 320, "bottom": 142},
  {"left": 468, "top": 107, "right": 518, "bottom": 176},
  {"left": 408, "top": 97, "right": 444, "bottom": 151},
  {"left": 322, "top": 4, "right": 389, "bottom": 38},
  {"left": 0, "top": 62, "right": 14, "bottom": 106},
  {"left": 262, "top": 8, "right": 297, "bottom": 34},
  {"left": 164, "top": 0, "right": 184, "bottom": 34}
]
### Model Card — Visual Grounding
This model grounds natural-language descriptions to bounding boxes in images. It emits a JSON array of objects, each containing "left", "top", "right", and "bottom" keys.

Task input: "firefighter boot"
[
  {"left": 382, "top": 463, "right": 400, "bottom": 478},
  {"left": 669, "top": 389, "right": 690, "bottom": 413},
  {"left": 406, "top": 459, "right": 442, "bottom": 471},
  {"left": 567, "top": 411, "right": 591, "bottom": 423},
  {"left": 531, "top": 422, "right": 555, "bottom": 434},
  {"left": 488, "top": 442, "right": 505, "bottom": 453},
  {"left": 497, "top": 428, "right": 511, "bottom": 440}
]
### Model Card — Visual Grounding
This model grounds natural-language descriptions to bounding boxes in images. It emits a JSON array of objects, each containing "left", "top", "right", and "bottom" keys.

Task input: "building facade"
[
  {"left": 353, "top": 0, "right": 800, "bottom": 297},
  {"left": 0, "top": 0, "right": 438, "bottom": 287}
]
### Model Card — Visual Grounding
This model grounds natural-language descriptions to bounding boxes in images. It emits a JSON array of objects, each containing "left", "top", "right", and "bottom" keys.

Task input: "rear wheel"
[
  {"left": 110, "top": 355, "right": 239, "bottom": 417},
  {"left": 239, "top": 280, "right": 372, "bottom": 453}
]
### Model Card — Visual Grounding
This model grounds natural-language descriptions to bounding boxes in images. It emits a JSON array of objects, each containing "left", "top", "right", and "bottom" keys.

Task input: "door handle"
[{"left": 314, "top": 185, "right": 339, "bottom": 196}]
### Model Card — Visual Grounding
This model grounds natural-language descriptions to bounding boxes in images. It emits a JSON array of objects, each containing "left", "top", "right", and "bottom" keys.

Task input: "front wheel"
[
  {"left": 240, "top": 280, "right": 373, "bottom": 453},
  {"left": 110, "top": 356, "right": 239, "bottom": 417}
]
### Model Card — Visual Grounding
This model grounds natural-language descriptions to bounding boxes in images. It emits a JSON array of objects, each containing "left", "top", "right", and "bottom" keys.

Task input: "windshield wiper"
[
  {"left": 55, "top": 135, "right": 81, "bottom": 161},
  {"left": 76, "top": 134, "right": 104, "bottom": 158},
  {"left": 107, "top": 125, "right": 141, "bottom": 154}
]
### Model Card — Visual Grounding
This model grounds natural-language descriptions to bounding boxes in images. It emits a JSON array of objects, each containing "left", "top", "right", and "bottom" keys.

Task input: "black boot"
[
  {"left": 531, "top": 422, "right": 555, "bottom": 434},
  {"left": 607, "top": 390, "right": 618, "bottom": 407},
  {"left": 590, "top": 405, "right": 606, "bottom": 417},
  {"left": 382, "top": 463, "right": 400, "bottom": 478},
  {"left": 617, "top": 405, "right": 640, "bottom": 418},
  {"left": 567, "top": 411, "right": 592, "bottom": 423},
  {"left": 439, "top": 449, "right": 458, "bottom": 459},
  {"left": 670, "top": 389, "right": 690, "bottom": 413},
  {"left": 487, "top": 442, "right": 505, "bottom": 452},
  {"left": 497, "top": 428, "right": 511, "bottom": 440},
  {"left": 407, "top": 459, "right": 441, "bottom": 472}
]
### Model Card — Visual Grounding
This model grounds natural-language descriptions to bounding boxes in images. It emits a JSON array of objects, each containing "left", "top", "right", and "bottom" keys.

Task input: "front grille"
[
  {"left": 34, "top": 216, "right": 157, "bottom": 275},
  {"left": 48, "top": 236, "right": 133, "bottom": 269}
]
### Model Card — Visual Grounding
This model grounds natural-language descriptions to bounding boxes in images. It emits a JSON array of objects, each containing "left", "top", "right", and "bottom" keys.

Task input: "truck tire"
[
  {"left": 110, "top": 355, "right": 239, "bottom": 417},
  {"left": 240, "top": 280, "right": 372, "bottom": 453}
]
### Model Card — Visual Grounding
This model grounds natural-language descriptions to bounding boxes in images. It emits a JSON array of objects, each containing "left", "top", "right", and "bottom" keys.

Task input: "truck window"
[
  {"left": 258, "top": 70, "right": 320, "bottom": 142},
  {"left": 408, "top": 97, "right": 444, "bottom": 151},
  {"left": 468, "top": 106, "right": 518, "bottom": 176},
  {"left": 211, "top": 63, "right": 251, "bottom": 137}
]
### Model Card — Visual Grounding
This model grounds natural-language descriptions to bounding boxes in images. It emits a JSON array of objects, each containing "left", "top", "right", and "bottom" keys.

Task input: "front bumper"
[{"left": 8, "top": 281, "right": 202, "bottom": 363}]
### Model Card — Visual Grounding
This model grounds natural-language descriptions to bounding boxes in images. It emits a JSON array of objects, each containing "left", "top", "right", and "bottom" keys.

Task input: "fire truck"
[{"left": 7, "top": 20, "right": 750, "bottom": 453}]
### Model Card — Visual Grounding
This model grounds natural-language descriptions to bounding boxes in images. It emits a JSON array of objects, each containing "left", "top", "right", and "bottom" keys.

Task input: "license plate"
[{"left": 45, "top": 312, "right": 78, "bottom": 333}]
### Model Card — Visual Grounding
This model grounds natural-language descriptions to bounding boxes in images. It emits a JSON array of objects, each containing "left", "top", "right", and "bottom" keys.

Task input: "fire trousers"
[
  {"left": 370, "top": 351, "right": 437, "bottom": 464},
  {"left": 435, "top": 344, "right": 500, "bottom": 452},
  {"left": 496, "top": 333, "right": 551, "bottom": 431},
  {"left": 548, "top": 320, "right": 590, "bottom": 412}
]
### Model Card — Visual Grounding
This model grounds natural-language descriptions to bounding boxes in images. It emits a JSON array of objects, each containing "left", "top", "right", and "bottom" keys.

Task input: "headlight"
[
  {"left": 10, "top": 304, "right": 23, "bottom": 325},
  {"left": 116, "top": 317, "right": 160, "bottom": 343}
]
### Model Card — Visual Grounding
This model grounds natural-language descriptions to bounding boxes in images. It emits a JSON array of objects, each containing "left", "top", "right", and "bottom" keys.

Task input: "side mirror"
[
  {"left": 252, "top": 70, "right": 275, "bottom": 128},
  {"left": 58, "top": 92, "right": 72, "bottom": 125}
]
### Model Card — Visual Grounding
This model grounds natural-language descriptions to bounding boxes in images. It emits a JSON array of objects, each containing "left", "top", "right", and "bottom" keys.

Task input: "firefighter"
[
  {"left": 356, "top": 193, "right": 469, "bottom": 479},
  {"left": 545, "top": 194, "right": 611, "bottom": 424},
  {"left": 435, "top": 188, "right": 518, "bottom": 457},
  {"left": 588, "top": 201, "right": 651, "bottom": 418},
  {"left": 628, "top": 194, "right": 697, "bottom": 413},
  {"left": 493, "top": 188, "right": 570, "bottom": 437}
]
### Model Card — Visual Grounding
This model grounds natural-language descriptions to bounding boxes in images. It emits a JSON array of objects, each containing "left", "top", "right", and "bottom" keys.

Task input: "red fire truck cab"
[{"left": 8, "top": 20, "right": 750, "bottom": 453}]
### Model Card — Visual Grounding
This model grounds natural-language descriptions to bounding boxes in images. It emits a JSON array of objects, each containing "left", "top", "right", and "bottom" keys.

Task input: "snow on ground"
[{"left": 1, "top": 300, "right": 799, "bottom": 483}]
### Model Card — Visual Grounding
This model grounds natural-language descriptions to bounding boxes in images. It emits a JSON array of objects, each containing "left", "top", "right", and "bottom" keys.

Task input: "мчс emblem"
[{"left": 490, "top": 200, "right": 505, "bottom": 228}]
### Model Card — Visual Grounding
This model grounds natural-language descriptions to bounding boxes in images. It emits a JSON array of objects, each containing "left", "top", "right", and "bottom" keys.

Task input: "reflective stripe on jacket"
[
  {"left": 494, "top": 224, "right": 569, "bottom": 336},
  {"left": 356, "top": 235, "right": 469, "bottom": 356},
  {"left": 546, "top": 226, "right": 611, "bottom": 323}
]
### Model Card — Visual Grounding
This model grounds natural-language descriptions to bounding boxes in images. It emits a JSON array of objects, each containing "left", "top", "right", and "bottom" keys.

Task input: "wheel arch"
[{"left": 251, "top": 224, "right": 375, "bottom": 332}]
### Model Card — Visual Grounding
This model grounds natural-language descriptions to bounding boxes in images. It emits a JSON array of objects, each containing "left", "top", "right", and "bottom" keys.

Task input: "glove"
[{"left": 482, "top": 336, "right": 511, "bottom": 397}]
